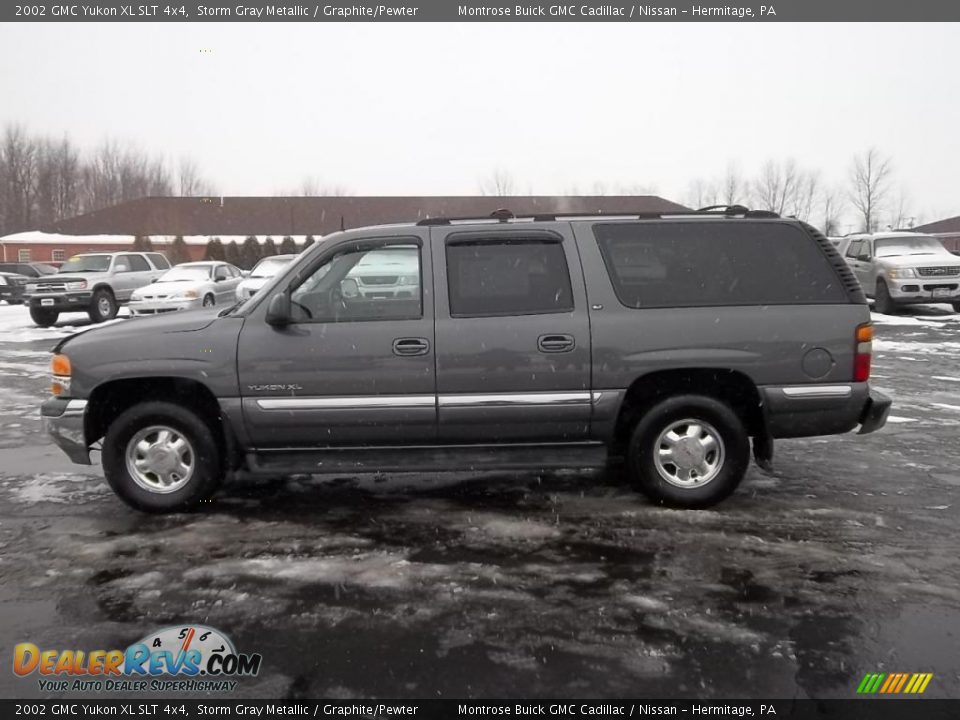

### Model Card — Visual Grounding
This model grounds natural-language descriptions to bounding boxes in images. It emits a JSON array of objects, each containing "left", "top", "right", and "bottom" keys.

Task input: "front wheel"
[
  {"left": 102, "top": 401, "right": 223, "bottom": 512},
  {"left": 874, "top": 280, "right": 896, "bottom": 315},
  {"left": 88, "top": 288, "right": 118, "bottom": 323},
  {"left": 952, "top": 301, "right": 960, "bottom": 313},
  {"left": 627, "top": 395, "right": 750, "bottom": 508},
  {"left": 202, "top": 294, "right": 215, "bottom": 307},
  {"left": 29, "top": 306, "right": 59, "bottom": 327}
]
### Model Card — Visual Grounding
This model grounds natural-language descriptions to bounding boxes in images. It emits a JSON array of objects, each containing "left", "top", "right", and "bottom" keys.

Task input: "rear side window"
[
  {"left": 148, "top": 253, "right": 171, "bottom": 269},
  {"left": 594, "top": 222, "right": 848, "bottom": 308},
  {"left": 446, "top": 237, "right": 574, "bottom": 317},
  {"left": 845, "top": 240, "right": 862, "bottom": 259},
  {"left": 123, "top": 254, "right": 150, "bottom": 272}
]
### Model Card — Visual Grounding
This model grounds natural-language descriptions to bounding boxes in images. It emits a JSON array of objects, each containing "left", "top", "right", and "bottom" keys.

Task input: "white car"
[
  {"left": 129, "top": 261, "right": 244, "bottom": 315},
  {"left": 235, "top": 254, "right": 296, "bottom": 301}
]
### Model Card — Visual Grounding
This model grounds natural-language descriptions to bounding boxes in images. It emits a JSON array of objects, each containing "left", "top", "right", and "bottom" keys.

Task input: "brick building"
[
  {"left": 913, "top": 216, "right": 960, "bottom": 253},
  {"left": 0, "top": 195, "right": 688, "bottom": 264}
]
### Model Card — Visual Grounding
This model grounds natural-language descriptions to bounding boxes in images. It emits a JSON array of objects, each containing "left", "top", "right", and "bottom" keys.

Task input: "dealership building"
[{"left": 0, "top": 195, "right": 689, "bottom": 264}]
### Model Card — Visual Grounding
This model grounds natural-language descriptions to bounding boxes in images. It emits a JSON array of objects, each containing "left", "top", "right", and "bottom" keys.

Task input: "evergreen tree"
[
  {"left": 279, "top": 236, "right": 297, "bottom": 255},
  {"left": 169, "top": 236, "right": 191, "bottom": 265},
  {"left": 224, "top": 240, "right": 242, "bottom": 268},
  {"left": 241, "top": 236, "right": 260, "bottom": 269},
  {"left": 131, "top": 235, "right": 146, "bottom": 251},
  {"left": 204, "top": 237, "right": 226, "bottom": 261},
  {"left": 262, "top": 236, "right": 278, "bottom": 258},
  {"left": 302, "top": 235, "right": 316, "bottom": 251}
]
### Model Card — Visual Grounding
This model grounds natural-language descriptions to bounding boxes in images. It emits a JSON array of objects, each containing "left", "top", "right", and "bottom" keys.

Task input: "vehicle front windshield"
[
  {"left": 875, "top": 236, "right": 946, "bottom": 257},
  {"left": 57, "top": 255, "right": 112, "bottom": 273},
  {"left": 250, "top": 257, "right": 290, "bottom": 278},
  {"left": 158, "top": 266, "right": 212, "bottom": 282}
]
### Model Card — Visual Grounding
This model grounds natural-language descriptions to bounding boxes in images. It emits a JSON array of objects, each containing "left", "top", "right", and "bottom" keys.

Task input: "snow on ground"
[{"left": 0, "top": 302, "right": 130, "bottom": 344}]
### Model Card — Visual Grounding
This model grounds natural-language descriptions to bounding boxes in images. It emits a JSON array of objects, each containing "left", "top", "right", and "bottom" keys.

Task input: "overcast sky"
[{"left": 2, "top": 23, "right": 958, "bottom": 227}]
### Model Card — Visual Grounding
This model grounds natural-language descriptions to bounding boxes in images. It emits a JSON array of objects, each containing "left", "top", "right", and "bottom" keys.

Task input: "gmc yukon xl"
[{"left": 41, "top": 207, "right": 891, "bottom": 512}]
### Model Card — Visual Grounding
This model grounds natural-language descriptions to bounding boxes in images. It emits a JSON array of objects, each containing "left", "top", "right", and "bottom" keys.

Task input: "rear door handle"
[
  {"left": 393, "top": 337, "right": 430, "bottom": 356},
  {"left": 538, "top": 334, "right": 575, "bottom": 353}
]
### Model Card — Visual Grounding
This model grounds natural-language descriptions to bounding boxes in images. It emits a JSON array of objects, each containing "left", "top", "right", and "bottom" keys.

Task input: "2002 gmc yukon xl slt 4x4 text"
[{"left": 41, "top": 207, "right": 892, "bottom": 512}]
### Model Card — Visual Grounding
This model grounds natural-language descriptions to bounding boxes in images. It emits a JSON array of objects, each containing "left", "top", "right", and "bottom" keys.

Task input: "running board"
[{"left": 245, "top": 442, "right": 608, "bottom": 475}]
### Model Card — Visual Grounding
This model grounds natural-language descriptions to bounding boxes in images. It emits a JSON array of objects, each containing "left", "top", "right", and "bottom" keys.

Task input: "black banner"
[
  {"left": 3, "top": 0, "right": 960, "bottom": 22},
  {"left": 2, "top": 700, "right": 960, "bottom": 719}
]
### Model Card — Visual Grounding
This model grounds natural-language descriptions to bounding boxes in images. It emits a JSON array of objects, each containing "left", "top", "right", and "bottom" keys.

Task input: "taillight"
[{"left": 854, "top": 323, "right": 873, "bottom": 382}]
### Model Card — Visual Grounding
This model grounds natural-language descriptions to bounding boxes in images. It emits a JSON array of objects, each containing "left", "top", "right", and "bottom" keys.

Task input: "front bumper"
[
  {"left": 0, "top": 286, "right": 24, "bottom": 302},
  {"left": 129, "top": 297, "right": 203, "bottom": 315},
  {"left": 887, "top": 278, "right": 960, "bottom": 303},
  {"left": 27, "top": 292, "right": 93, "bottom": 311},
  {"left": 40, "top": 397, "right": 91, "bottom": 465}
]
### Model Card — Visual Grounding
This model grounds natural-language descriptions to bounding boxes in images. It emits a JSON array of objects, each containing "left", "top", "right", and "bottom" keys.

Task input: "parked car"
[
  {"left": 129, "top": 262, "right": 244, "bottom": 315},
  {"left": 42, "top": 206, "right": 891, "bottom": 512},
  {"left": 0, "top": 262, "right": 59, "bottom": 278},
  {"left": 234, "top": 255, "right": 296, "bottom": 301},
  {"left": 0, "top": 271, "right": 29, "bottom": 304},
  {"left": 841, "top": 232, "right": 960, "bottom": 313},
  {"left": 24, "top": 252, "right": 170, "bottom": 327}
]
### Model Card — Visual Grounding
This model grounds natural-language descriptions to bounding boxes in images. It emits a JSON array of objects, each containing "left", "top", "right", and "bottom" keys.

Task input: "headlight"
[
  {"left": 0, "top": 276, "right": 7, "bottom": 286},
  {"left": 130, "top": 292, "right": 143, "bottom": 301},
  {"left": 66, "top": 280, "right": 87, "bottom": 290},
  {"left": 887, "top": 268, "right": 916, "bottom": 279},
  {"left": 173, "top": 289, "right": 200, "bottom": 300},
  {"left": 397, "top": 275, "right": 416, "bottom": 285},
  {"left": 26, "top": 283, "right": 37, "bottom": 293}
]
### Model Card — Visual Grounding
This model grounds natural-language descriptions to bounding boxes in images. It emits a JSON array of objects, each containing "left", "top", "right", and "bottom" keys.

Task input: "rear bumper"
[
  {"left": 40, "top": 397, "right": 91, "bottom": 465},
  {"left": 761, "top": 383, "right": 890, "bottom": 438}
]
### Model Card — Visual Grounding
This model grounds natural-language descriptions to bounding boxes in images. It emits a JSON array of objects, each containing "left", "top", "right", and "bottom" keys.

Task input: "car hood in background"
[
  {"left": 879, "top": 253, "right": 960, "bottom": 268},
  {"left": 134, "top": 279, "right": 208, "bottom": 296}
]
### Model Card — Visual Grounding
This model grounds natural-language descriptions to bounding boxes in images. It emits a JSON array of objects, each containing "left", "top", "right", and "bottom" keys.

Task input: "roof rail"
[{"left": 415, "top": 205, "right": 780, "bottom": 226}]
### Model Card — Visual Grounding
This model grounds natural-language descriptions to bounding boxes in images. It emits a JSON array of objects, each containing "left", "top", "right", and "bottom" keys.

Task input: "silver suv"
[
  {"left": 25, "top": 251, "right": 170, "bottom": 327},
  {"left": 842, "top": 232, "right": 960, "bottom": 314}
]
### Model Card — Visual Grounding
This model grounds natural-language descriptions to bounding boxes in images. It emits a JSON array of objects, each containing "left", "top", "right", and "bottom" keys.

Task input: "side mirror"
[
  {"left": 151, "top": 278, "right": 158, "bottom": 283},
  {"left": 215, "top": 274, "right": 227, "bottom": 282},
  {"left": 241, "top": 270, "right": 250, "bottom": 278},
  {"left": 265, "top": 293, "right": 291, "bottom": 327}
]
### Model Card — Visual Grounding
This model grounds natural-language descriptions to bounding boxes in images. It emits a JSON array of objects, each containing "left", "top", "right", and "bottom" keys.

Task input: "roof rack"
[{"left": 416, "top": 206, "right": 780, "bottom": 226}]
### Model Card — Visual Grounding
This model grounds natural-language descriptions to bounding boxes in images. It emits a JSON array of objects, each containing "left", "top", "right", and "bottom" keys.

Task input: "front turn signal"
[{"left": 52, "top": 354, "right": 72, "bottom": 377}]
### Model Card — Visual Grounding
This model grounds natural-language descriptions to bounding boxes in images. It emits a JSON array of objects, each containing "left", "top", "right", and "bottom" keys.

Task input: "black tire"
[
  {"left": 874, "top": 279, "right": 896, "bottom": 315},
  {"left": 202, "top": 294, "right": 215, "bottom": 307},
  {"left": 102, "top": 401, "right": 223, "bottom": 513},
  {"left": 88, "top": 288, "right": 118, "bottom": 323},
  {"left": 29, "top": 306, "right": 59, "bottom": 327},
  {"left": 626, "top": 394, "right": 750, "bottom": 509},
  {"left": 952, "top": 302, "right": 960, "bottom": 313}
]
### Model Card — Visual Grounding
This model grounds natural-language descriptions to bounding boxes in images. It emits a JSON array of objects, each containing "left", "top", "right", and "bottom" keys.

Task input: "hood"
[
  {"left": 53, "top": 308, "right": 221, "bottom": 353},
  {"left": 878, "top": 251, "right": 959, "bottom": 268},
  {"left": 134, "top": 279, "right": 206, "bottom": 296},
  {"left": 37, "top": 272, "right": 111, "bottom": 284}
]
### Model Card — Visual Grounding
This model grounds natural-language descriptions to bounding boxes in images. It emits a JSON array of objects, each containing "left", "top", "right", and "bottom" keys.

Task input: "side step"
[{"left": 246, "top": 442, "right": 609, "bottom": 476}]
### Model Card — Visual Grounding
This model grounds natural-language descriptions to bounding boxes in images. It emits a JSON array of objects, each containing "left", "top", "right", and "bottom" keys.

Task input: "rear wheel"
[
  {"left": 102, "top": 401, "right": 223, "bottom": 512},
  {"left": 88, "top": 288, "right": 118, "bottom": 323},
  {"left": 874, "top": 279, "right": 896, "bottom": 315},
  {"left": 952, "top": 301, "right": 960, "bottom": 313},
  {"left": 627, "top": 395, "right": 750, "bottom": 508},
  {"left": 29, "top": 306, "right": 59, "bottom": 327}
]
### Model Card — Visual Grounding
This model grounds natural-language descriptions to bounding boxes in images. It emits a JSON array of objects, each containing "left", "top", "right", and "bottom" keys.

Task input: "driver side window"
[{"left": 289, "top": 243, "right": 422, "bottom": 323}]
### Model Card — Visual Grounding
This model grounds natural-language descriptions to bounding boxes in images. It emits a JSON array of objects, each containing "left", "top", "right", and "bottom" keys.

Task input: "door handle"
[
  {"left": 538, "top": 334, "right": 575, "bottom": 353},
  {"left": 393, "top": 337, "right": 430, "bottom": 356}
]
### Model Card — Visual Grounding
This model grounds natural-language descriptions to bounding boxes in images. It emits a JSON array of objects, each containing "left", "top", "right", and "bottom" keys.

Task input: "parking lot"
[{"left": 0, "top": 301, "right": 958, "bottom": 700}]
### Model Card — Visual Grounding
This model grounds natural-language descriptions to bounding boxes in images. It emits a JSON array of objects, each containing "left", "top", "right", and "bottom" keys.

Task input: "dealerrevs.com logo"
[{"left": 13, "top": 625, "right": 262, "bottom": 693}]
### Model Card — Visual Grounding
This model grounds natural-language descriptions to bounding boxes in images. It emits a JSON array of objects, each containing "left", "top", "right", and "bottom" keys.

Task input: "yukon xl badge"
[{"left": 247, "top": 384, "right": 303, "bottom": 392}]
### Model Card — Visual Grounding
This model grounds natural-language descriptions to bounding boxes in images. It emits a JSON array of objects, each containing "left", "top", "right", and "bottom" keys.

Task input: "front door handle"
[
  {"left": 393, "top": 337, "right": 430, "bottom": 356},
  {"left": 538, "top": 334, "right": 575, "bottom": 353}
]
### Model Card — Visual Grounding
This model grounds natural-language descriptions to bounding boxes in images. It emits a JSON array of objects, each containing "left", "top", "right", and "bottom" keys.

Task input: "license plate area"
[
  {"left": 40, "top": 298, "right": 55, "bottom": 306},
  {"left": 933, "top": 288, "right": 951, "bottom": 298}
]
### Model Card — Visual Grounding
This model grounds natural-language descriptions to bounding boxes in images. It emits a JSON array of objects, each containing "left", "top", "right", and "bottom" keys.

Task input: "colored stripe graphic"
[{"left": 857, "top": 672, "right": 933, "bottom": 694}]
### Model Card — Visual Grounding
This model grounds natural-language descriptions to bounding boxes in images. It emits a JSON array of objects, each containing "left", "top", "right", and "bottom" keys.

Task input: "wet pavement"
[{"left": 0, "top": 303, "right": 958, "bottom": 700}]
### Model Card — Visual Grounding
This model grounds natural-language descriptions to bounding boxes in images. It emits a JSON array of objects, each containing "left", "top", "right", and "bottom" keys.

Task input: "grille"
[
  {"left": 36, "top": 282, "right": 67, "bottom": 292},
  {"left": 917, "top": 266, "right": 960, "bottom": 277},
  {"left": 359, "top": 276, "right": 398, "bottom": 286}
]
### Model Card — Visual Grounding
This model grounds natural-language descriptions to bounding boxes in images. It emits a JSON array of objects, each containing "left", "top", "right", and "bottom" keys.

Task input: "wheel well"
[
  {"left": 610, "top": 368, "right": 765, "bottom": 457},
  {"left": 91, "top": 284, "right": 115, "bottom": 297},
  {"left": 85, "top": 377, "right": 236, "bottom": 468}
]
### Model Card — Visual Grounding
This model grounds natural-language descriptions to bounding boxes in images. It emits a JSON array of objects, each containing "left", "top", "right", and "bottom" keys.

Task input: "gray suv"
[
  {"left": 842, "top": 232, "right": 960, "bottom": 314},
  {"left": 25, "top": 251, "right": 170, "bottom": 326},
  {"left": 41, "top": 207, "right": 891, "bottom": 512}
]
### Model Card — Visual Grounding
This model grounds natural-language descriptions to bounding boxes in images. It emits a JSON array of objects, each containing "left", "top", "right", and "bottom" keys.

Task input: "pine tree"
[
  {"left": 302, "top": 235, "right": 316, "bottom": 251},
  {"left": 169, "top": 236, "right": 191, "bottom": 265},
  {"left": 279, "top": 236, "right": 297, "bottom": 255},
  {"left": 241, "top": 236, "right": 260, "bottom": 269},
  {"left": 262, "top": 236, "right": 278, "bottom": 258},
  {"left": 204, "top": 237, "right": 226, "bottom": 261},
  {"left": 224, "top": 240, "right": 242, "bottom": 268}
]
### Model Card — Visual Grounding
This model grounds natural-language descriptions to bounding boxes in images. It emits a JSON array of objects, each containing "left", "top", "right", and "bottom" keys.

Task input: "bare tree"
[
  {"left": 850, "top": 147, "right": 892, "bottom": 232},
  {"left": 886, "top": 188, "right": 913, "bottom": 229},
  {"left": 686, "top": 178, "right": 719, "bottom": 209},
  {"left": 0, "top": 125, "right": 39, "bottom": 232},
  {"left": 720, "top": 164, "right": 747, "bottom": 206},
  {"left": 178, "top": 157, "right": 215, "bottom": 196},
  {"left": 479, "top": 169, "right": 516, "bottom": 197},
  {"left": 820, "top": 186, "right": 846, "bottom": 236}
]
